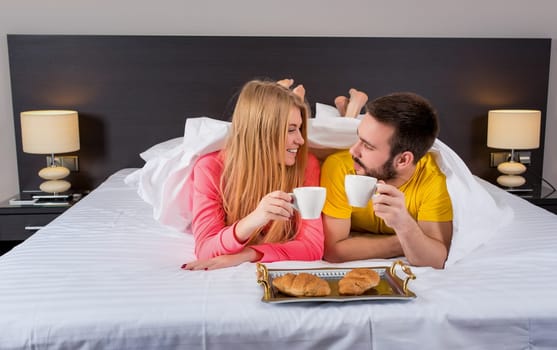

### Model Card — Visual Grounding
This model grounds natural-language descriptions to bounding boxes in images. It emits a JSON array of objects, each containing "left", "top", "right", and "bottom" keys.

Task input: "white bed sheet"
[{"left": 1, "top": 169, "right": 556, "bottom": 349}]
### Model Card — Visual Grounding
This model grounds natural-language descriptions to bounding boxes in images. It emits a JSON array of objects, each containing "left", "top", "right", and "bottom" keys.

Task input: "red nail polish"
[{"left": 181, "top": 263, "right": 188, "bottom": 269}]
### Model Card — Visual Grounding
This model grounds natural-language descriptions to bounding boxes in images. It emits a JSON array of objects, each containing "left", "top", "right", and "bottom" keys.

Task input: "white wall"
[{"left": 1, "top": 0, "right": 556, "bottom": 200}]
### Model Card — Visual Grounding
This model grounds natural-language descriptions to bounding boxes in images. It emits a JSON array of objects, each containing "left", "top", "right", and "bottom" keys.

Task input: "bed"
[
  {"left": 1, "top": 158, "right": 557, "bottom": 349},
  {"left": 2, "top": 35, "right": 557, "bottom": 349}
]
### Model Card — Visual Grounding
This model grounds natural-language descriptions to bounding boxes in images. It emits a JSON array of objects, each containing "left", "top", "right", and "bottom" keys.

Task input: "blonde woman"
[{"left": 182, "top": 79, "right": 323, "bottom": 270}]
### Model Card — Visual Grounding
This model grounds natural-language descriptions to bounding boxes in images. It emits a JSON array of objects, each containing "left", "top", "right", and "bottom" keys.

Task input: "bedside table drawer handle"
[{"left": 24, "top": 226, "right": 44, "bottom": 231}]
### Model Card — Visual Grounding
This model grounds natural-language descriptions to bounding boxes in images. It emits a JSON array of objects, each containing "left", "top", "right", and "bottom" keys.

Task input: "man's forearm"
[
  {"left": 324, "top": 234, "right": 403, "bottom": 263},
  {"left": 395, "top": 220, "right": 452, "bottom": 269}
]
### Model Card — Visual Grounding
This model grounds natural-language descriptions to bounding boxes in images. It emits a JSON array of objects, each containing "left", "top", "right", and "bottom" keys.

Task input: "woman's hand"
[
  {"left": 234, "top": 191, "right": 294, "bottom": 242},
  {"left": 181, "top": 248, "right": 262, "bottom": 271}
]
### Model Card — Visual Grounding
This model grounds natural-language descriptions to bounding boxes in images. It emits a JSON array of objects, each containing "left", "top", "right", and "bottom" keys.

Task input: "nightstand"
[
  {"left": 0, "top": 194, "right": 81, "bottom": 255},
  {"left": 523, "top": 186, "right": 557, "bottom": 214}
]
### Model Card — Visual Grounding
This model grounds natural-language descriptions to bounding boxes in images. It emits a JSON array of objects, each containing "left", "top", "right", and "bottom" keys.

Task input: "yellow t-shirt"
[{"left": 321, "top": 150, "right": 453, "bottom": 234}]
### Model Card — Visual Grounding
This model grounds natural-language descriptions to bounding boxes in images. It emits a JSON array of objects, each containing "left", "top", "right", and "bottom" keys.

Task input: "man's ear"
[{"left": 395, "top": 151, "right": 414, "bottom": 169}]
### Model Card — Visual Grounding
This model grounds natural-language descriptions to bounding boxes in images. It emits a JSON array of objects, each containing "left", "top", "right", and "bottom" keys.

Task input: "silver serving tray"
[{"left": 256, "top": 260, "right": 416, "bottom": 303}]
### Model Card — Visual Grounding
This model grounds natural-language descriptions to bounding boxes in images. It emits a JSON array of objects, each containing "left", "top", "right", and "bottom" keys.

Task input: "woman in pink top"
[{"left": 182, "top": 79, "right": 324, "bottom": 270}]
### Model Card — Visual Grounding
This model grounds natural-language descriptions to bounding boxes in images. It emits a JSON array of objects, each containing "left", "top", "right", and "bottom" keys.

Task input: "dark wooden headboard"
[{"left": 8, "top": 35, "right": 551, "bottom": 192}]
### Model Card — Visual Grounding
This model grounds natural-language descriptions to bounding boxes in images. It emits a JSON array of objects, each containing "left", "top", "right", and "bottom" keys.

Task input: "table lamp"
[
  {"left": 487, "top": 109, "right": 541, "bottom": 189},
  {"left": 20, "top": 110, "right": 80, "bottom": 195}
]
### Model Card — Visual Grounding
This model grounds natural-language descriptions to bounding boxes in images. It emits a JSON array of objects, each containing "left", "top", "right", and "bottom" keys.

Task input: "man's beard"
[{"left": 352, "top": 155, "right": 397, "bottom": 181}]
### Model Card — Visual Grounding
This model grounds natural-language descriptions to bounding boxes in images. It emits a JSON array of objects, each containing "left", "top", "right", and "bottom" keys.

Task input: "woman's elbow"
[
  {"left": 300, "top": 240, "right": 323, "bottom": 261},
  {"left": 194, "top": 241, "right": 215, "bottom": 260},
  {"left": 305, "top": 244, "right": 324, "bottom": 261}
]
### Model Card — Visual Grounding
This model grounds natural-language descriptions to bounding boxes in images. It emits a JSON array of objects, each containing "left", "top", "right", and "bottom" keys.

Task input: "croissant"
[
  {"left": 272, "top": 272, "right": 331, "bottom": 297},
  {"left": 338, "top": 268, "right": 380, "bottom": 295}
]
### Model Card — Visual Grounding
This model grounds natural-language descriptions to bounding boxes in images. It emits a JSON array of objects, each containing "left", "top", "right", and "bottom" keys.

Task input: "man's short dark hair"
[{"left": 365, "top": 92, "right": 439, "bottom": 162}]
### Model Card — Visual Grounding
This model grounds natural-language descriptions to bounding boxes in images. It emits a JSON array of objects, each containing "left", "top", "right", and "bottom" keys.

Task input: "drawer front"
[{"left": 0, "top": 214, "right": 59, "bottom": 240}]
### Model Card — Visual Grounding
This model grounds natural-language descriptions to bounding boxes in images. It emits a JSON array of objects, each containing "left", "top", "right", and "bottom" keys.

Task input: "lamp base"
[
  {"left": 39, "top": 179, "right": 71, "bottom": 193},
  {"left": 496, "top": 174, "right": 526, "bottom": 188},
  {"left": 37, "top": 165, "right": 72, "bottom": 194},
  {"left": 496, "top": 160, "right": 527, "bottom": 189}
]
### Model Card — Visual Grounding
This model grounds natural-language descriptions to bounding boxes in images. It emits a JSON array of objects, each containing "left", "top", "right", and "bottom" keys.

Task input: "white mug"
[
  {"left": 345, "top": 174, "right": 378, "bottom": 207},
  {"left": 290, "top": 187, "right": 326, "bottom": 220}
]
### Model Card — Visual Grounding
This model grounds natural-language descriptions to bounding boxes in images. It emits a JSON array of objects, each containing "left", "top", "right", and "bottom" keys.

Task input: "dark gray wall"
[{"left": 8, "top": 35, "right": 551, "bottom": 193}]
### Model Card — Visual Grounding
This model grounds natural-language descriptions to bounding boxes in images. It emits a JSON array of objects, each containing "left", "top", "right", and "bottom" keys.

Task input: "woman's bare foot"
[
  {"left": 292, "top": 84, "right": 305, "bottom": 99},
  {"left": 345, "top": 88, "right": 368, "bottom": 118},
  {"left": 277, "top": 78, "right": 294, "bottom": 89},
  {"left": 334, "top": 96, "right": 349, "bottom": 116},
  {"left": 277, "top": 79, "right": 305, "bottom": 99}
]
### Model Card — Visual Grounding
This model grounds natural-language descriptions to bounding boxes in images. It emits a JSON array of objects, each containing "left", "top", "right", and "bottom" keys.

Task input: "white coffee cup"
[
  {"left": 290, "top": 186, "right": 326, "bottom": 220},
  {"left": 345, "top": 174, "right": 378, "bottom": 207}
]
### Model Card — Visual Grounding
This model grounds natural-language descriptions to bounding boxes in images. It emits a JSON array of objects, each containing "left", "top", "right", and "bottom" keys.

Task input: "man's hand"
[
  {"left": 372, "top": 182, "right": 452, "bottom": 269},
  {"left": 372, "top": 182, "right": 414, "bottom": 232}
]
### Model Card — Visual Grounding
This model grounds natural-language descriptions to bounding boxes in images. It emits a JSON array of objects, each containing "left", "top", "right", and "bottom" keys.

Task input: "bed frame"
[{"left": 7, "top": 35, "right": 551, "bottom": 192}]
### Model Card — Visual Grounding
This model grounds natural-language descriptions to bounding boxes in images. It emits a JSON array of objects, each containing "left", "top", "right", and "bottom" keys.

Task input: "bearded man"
[{"left": 320, "top": 92, "right": 453, "bottom": 269}]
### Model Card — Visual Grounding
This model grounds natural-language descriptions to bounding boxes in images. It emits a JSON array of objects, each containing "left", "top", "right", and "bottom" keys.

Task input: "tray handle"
[
  {"left": 256, "top": 263, "right": 271, "bottom": 301},
  {"left": 388, "top": 260, "right": 416, "bottom": 296}
]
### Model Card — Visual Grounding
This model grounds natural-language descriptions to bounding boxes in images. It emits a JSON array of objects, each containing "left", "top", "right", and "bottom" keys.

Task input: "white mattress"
[{"left": 1, "top": 169, "right": 556, "bottom": 349}]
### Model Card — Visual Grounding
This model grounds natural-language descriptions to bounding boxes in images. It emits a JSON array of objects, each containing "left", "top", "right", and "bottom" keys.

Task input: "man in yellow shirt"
[{"left": 320, "top": 92, "right": 453, "bottom": 269}]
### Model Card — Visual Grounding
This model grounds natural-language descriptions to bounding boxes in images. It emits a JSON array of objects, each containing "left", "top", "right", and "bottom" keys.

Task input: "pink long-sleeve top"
[{"left": 185, "top": 151, "right": 324, "bottom": 262}]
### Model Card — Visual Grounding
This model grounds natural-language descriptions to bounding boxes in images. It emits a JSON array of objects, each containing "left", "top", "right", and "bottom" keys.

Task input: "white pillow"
[
  {"left": 315, "top": 102, "right": 366, "bottom": 120},
  {"left": 126, "top": 105, "right": 514, "bottom": 266},
  {"left": 140, "top": 137, "right": 183, "bottom": 161},
  {"left": 125, "top": 137, "right": 185, "bottom": 190},
  {"left": 315, "top": 102, "right": 341, "bottom": 118},
  {"left": 309, "top": 103, "right": 360, "bottom": 149},
  {"left": 125, "top": 117, "right": 230, "bottom": 232}
]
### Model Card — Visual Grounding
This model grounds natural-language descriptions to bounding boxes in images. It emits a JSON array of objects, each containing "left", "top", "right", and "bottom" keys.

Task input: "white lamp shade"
[
  {"left": 487, "top": 109, "right": 541, "bottom": 150},
  {"left": 21, "top": 110, "right": 80, "bottom": 154}
]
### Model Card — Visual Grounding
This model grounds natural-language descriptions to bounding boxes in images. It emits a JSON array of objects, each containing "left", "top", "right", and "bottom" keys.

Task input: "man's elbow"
[
  {"left": 427, "top": 259, "right": 446, "bottom": 270},
  {"left": 407, "top": 255, "right": 447, "bottom": 270},
  {"left": 322, "top": 247, "right": 344, "bottom": 263}
]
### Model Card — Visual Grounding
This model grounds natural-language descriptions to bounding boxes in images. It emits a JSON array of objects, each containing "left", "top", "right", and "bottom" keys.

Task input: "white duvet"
[
  {"left": 0, "top": 169, "right": 555, "bottom": 349},
  {"left": 125, "top": 105, "right": 513, "bottom": 265}
]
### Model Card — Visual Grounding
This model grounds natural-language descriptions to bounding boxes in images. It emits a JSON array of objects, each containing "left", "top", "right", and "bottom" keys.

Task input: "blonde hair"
[{"left": 221, "top": 80, "right": 310, "bottom": 244}]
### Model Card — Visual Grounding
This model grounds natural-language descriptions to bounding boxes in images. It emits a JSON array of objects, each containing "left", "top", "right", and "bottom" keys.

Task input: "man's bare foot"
[
  {"left": 334, "top": 96, "right": 349, "bottom": 116},
  {"left": 292, "top": 84, "right": 305, "bottom": 99},
  {"left": 345, "top": 88, "right": 368, "bottom": 118},
  {"left": 277, "top": 78, "right": 294, "bottom": 89}
]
